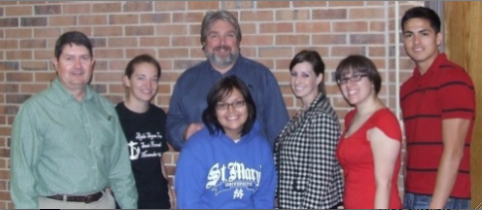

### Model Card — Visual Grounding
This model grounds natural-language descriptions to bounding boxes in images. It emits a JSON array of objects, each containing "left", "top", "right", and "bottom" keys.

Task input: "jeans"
[{"left": 403, "top": 192, "right": 470, "bottom": 209}]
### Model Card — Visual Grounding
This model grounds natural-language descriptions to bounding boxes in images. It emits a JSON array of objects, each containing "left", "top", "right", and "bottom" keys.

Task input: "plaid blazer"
[{"left": 275, "top": 93, "right": 343, "bottom": 209}]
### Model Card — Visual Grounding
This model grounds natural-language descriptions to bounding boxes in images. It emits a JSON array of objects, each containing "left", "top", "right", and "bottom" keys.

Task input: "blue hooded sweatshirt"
[{"left": 175, "top": 121, "right": 277, "bottom": 209}]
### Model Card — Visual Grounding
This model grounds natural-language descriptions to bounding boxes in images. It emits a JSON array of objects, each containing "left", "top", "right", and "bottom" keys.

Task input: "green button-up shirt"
[{"left": 10, "top": 77, "right": 138, "bottom": 209}]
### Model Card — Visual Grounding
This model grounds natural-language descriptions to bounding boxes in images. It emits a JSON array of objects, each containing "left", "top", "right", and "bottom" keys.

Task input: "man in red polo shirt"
[{"left": 400, "top": 6, "right": 475, "bottom": 209}]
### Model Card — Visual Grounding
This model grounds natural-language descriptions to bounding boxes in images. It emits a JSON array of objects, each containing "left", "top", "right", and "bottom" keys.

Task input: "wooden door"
[{"left": 444, "top": 1, "right": 482, "bottom": 208}]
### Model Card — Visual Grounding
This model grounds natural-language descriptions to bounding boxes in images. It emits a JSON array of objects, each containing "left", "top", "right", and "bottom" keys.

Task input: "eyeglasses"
[
  {"left": 337, "top": 74, "right": 368, "bottom": 84},
  {"left": 215, "top": 100, "right": 246, "bottom": 110}
]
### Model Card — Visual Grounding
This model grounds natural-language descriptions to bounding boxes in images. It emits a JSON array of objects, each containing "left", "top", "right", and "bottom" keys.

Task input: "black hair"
[
  {"left": 335, "top": 55, "right": 382, "bottom": 94},
  {"left": 54, "top": 31, "right": 93, "bottom": 60},
  {"left": 289, "top": 50, "right": 326, "bottom": 94},
  {"left": 401, "top": 6, "right": 441, "bottom": 34},
  {"left": 202, "top": 75, "right": 256, "bottom": 137}
]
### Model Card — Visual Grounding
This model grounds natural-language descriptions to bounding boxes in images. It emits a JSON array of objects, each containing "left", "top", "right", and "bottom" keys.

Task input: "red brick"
[
  {"left": 157, "top": 25, "right": 188, "bottom": 36},
  {"left": 0, "top": 30, "right": 4, "bottom": 38},
  {"left": 94, "top": 49, "right": 124, "bottom": 59},
  {"left": 20, "top": 39, "right": 46, "bottom": 49},
  {"left": 5, "top": 5, "right": 33, "bottom": 16},
  {"left": 349, "top": 8, "right": 386, "bottom": 19},
  {"left": 158, "top": 48, "right": 188, "bottom": 58},
  {"left": 20, "top": 17, "right": 47, "bottom": 27},
  {"left": 125, "top": 49, "right": 156, "bottom": 59},
  {"left": 260, "top": 23, "right": 293, "bottom": 33},
  {"left": 293, "top": 47, "right": 330, "bottom": 57},
  {"left": 293, "top": 1, "right": 327, "bottom": 7},
  {"left": 0, "top": 40, "right": 18, "bottom": 49},
  {"left": 313, "top": 9, "right": 347, "bottom": 20},
  {"left": 109, "top": 14, "right": 139, "bottom": 25},
  {"left": 171, "top": 36, "right": 199, "bottom": 47},
  {"left": 329, "top": 1, "right": 365, "bottom": 7},
  {"left": 366, "top": 1, "right": 385, "bottom": 6},
  {"left": 295, "top": 22, "right": 331, "bottom": 33},
  {"left": 154, "top": 1, "right": 186, "bottom": 11},
  {"left": 6, "top": 72, "right": 33, "bottom": 82},
  {"left": 188, "top": 1, "right": 219, "bottom": 10},
  {"left": 275, "top": 59, "right": 292, "bottom": 70},
  {"left": 331, "top": 46, "right": 366, "bottom": 57},
  {"left": 6, "top": 51, "right": 32, "bottom": 60},
  {"left": 0, "top": 18, "right": 19, "bottom": 27},
  {"left": 223, "top": 1, "right": 253, "bottom": 10},
  {"left": 34, "top": 28, "right": 61, "bottom": 38},
  {"left": 93, "top": 72, "right": 123, "bottom": 83},
  {"left": 155, "top": 95, "right": 172, "bottom": 106},
  {"left": 108, "top": 37, "right": 138, "bottom": 48},
  {"left": 93, "top": 26, "right": 123, "bottom": 37},
  {"left": 109, "top": 84, "right": 125, "bottom": 94},
  {"left": 333, "top": 21, "right": 368, "bottom": 32},
  {"left": 350, "top": 34, "right": 385, "bottom": 44},
  {"left": 125, "top": 26, "right": 154, "bottom": 36},
  {"left": 242, "top": 35, "right": 273, "bottom": 46},
  {"left": 20, "top": 84, "right": 49, "bottom": 93},
  {"left": 173, "top": 60, "right": 203, "bottom": 70},
  {"left": 0, "top": 84, "right": 18, "bottom": 93},
  {"left": 49, "top": 16, "right": 77, "bottom": 26},
  {"left": 34, "top": 5, "right": 60, "bottom": 15},
  {"left": 276, "top": 35, "right": 309, "bottom": 45},
  {"left": 92, "top": 2, "right": 121, "bottom": 13},
  {"left": 312, "top": 35, "right": 347, "bottom": 45},
  {"left": 0, "top": 2, "right": 17, "bottom": 5},
  {"left": 79, "top": 15, "right": 108, "bottom": 25},
  {"left": 109, "top": 60, "right": 129, "bottom": 71},
  {"left": 21, "top": 61, "right": 48, "bottom": 71},
  {"left": 275, "top": 10, "right": 310, "bottom": 21},
  {"left": 283, "top": 95, "right": 294, "bottom": 107},
  {"left": 63, "top": 3, "right": 91, "bottom": 14},
  {"left": 6, "top": 94, "right": 31, "bottom": 104},
  {"left": 189, "top": 48, "right": 204, "bottom": 59},
  {"left": 140, "top": 13, "right": 171, "bottom": 24},
  {"left": 0, "top": 62, "right": 19, "bottom": 71},
  {"left": 61, "top": 26, "right": 92, "bottom": 37},
  {"left": 274, "top": 70, "right": 291, "bottom": 83},
  {"left": 239, "top": 23, "right": 256, "bottom": 34},
  {"left": 240, "top": 11, "right": 273, "bottom": 21},
  {"left": 19, "top": 1, "right": 46, "bottom": 5},
  {"left": 140, "top": 37, "right": 170, "bottom": 47},
  {"left": 369, "top": 46, "right": 386, "bottom": 57},
  {"left": 258, "top": 1, "right": 290, "bottom": 8},
  {"left": 255, "top": 59, "right": 274, "bottom": 69},
  {"left": 123, "top": 1, "right": 153, "bottom": 12},
  {"left": 33, "top": 72, "right": 55, "bottom": 82},
  {"left": 259, "top": 47, "right": 292, "bottom": 58},
  {"left": 370, "top": 21, "right": 386, "bottom": 32},
  {"left": 172, "top": 12, "right": 204, "bottom": 23}
]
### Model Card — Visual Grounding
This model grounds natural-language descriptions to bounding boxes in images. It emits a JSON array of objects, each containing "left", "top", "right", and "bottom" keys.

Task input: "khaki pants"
[{"left": 38, "top": 190, "right": 116, "bottom": 209}]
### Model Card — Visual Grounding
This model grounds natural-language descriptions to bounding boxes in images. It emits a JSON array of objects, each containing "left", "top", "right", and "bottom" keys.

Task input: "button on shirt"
[{"left": 10, "top": 77, "right": 138, "bottom": 209}]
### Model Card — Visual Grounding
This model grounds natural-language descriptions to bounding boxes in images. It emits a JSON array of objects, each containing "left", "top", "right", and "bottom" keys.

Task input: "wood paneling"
[{"left": 444, "top": 2, "right": 482, "bottom": 208}]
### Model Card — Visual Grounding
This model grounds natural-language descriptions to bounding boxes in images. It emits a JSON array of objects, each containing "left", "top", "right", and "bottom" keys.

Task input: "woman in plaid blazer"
[{"left": 275, "top": 50, "right": 343, "bottom": 209}]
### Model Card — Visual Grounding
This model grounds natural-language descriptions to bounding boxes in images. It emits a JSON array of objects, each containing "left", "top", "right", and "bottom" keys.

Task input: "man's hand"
[{"left": 183, "top": 123, "right": 203, "bottom": 141}]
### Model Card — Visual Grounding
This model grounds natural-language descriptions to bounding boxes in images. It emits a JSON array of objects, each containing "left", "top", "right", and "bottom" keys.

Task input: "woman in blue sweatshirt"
[{"left": 175, "top": 75, "right": 277, "bottom": 209}]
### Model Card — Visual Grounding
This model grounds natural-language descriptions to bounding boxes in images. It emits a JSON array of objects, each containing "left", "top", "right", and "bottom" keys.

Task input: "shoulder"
[
  {"left": 370, "top": 108, "right": 402, "bottom": 140},
  {"left": 237, "top": 56, "right": 276, "bottom": 79},
  {"left": 148, "top": 103, "right": 167, "bottom": 115},
  {"left": 437, "top": 59, "right": 474, "bottom": 85},
  {"left": 175, "top": 60, "right": 210, "bottom": 84},
  {"left": 17, "top": 87, "right": 54, "bottom": 112}
]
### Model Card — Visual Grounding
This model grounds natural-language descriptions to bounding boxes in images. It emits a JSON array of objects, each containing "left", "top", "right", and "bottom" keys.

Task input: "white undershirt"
[{"left": 233, "top": 139, "right": 240, "bottom": 143}]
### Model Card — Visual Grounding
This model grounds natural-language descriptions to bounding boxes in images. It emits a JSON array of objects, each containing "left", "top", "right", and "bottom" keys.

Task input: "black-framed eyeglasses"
[
  {"left": 337, "top": 74, "right": 368, "bottom": 84},
  {"left": 215, "top": 100, "right": 246, "bottom": 110}
]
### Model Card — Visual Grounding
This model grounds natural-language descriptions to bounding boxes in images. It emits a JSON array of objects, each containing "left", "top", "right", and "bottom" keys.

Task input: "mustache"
[{"left": 214, "top": 45, "right": 231, "bottom": 51}]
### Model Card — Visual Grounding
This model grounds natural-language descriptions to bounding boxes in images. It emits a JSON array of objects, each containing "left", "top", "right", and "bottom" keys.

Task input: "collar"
[
  {"left": 51, "top": 77, "right": 94, "bottom": 105},
  {"left": 413, "top": 53, "right": 447, "bottom": 78}
]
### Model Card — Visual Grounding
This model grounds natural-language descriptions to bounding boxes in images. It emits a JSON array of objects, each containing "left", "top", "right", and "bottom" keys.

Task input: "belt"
[{"left": 46, "top": 190, "right": 104, "bottom": 203}]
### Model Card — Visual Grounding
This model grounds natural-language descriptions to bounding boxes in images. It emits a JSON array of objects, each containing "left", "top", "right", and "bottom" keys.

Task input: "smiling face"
[
  {"left": 290, "top": 61, "right": 322, "bottom": 103},
  {"left": 203, "top": 19, "right": 240, "bottom": 71},
  {"left": 339, "top": 70, "right": 374, "bottom": 106},
  {"left": 123, "top": 62, "right": 159, "bottom": 104},
  {"left": 215, "top": 88, "right": 248, "bottom": 139},
  {"left": 52, "top": 44, "right": 95, "bottom": 93},
  {"left": 402, "top": 18, "right": 442, "bottom": 71}
]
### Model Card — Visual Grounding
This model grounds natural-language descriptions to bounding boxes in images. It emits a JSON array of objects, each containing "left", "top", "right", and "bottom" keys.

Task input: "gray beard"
[{"left": 205, "top": 50, "right": 239, "bottom": 69}]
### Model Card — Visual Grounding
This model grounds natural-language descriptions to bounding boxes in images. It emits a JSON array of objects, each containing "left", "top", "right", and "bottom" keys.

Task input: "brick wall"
[{"left": 0, "top": 1, "right": 423, "bottom": 208}]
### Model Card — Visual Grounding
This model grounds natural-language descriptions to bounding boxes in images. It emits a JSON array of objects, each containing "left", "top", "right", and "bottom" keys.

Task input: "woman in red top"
[{"left": 334, "top": 55, "right": 402, "bottom": 209}]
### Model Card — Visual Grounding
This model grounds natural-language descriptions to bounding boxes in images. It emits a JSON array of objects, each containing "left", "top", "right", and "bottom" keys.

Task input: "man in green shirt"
[{"left": 10, "top": 31, "right": 138, "bottom": 209}]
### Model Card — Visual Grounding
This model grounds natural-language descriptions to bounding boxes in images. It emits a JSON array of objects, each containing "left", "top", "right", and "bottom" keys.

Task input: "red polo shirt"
[{"left": 400, "top": 53, "right": 475, "bottom": 199}]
